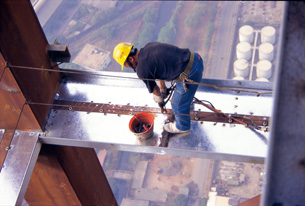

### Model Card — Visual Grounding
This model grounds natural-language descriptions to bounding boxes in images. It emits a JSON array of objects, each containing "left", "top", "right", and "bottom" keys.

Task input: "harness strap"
[{"left": 175, "top": 52, "right": 195, "bottom": 92}]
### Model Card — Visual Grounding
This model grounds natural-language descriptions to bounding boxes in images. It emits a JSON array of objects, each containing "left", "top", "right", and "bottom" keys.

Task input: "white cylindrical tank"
[
  {"left": 261, "top": 26, "right": 276, "bottom": 44},
  {"left": 236, "top": 42, "right": 252, "bottom": 60},
  {"left": 239, "top": 25, "right": 254, "bottom": 43},
  {"left": 256, "top": 60, "right": 272, "bottom": 79},
  {"left": 255, "top": 77, "right": 269, "bottom": 82},
  {"left": 234, "top": 59, "right": 249, "bottom": 78},
  {"left": 232, "top": 76, "right": 245, "bottom": 80},
  {"left": 259, "top": 43, "right": 274, "bottom": 61}
]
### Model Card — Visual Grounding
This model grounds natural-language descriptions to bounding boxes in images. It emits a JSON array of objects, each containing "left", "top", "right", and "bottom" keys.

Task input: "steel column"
[
  {"left": 262, "top": 1, "right": 305, "bottom": 206},
  {"left": 0, "top": 0, "right": 60, "bottom": 128}
]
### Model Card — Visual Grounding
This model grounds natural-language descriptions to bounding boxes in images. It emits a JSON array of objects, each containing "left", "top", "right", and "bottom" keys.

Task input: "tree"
[
  {"left": 184, "top": 13, "right": 200, "bottom": 28},
  {"left": 172, "top": 194, "right": 188, "bottom": 206},
  {"left": 143, "top": 7, "right": 159, "bottom": 24},
  {"left": 138, "top": 23, "right": 155, "bottom": 47},
  {"left": 101, "top": 26, "right": 116, "bottom": 40},
  {"left": 158, "top": 24, "right": 175, "bottom": 44}
]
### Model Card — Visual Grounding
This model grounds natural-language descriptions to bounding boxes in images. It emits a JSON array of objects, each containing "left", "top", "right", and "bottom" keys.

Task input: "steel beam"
[
  {"left": 54, "top": 146, "right": 118, "bottom": 206},
  {"left": 50, "top": 100, "right": 269, "bottom": 127},
  {"left": 262, "top": 1, "right": 305, "bottom": 206},
  {"left": 0, "top": 0, "right": 60, "bottom": 128},
  {"left": 0, "top": 53, "right": 41, "bottom": 131},
  {"left": 0, "top": 129, "right": 15, "bottom": 171},
  {"left": 40, "top": 136, "right": 265, "bottom": 164},
  {"left": 24, "top": 145, "right": 82, "bottom": 206},
  {"left": 43, "top": 75, "right": 271, "bottom": 159},
  {"left": 0, "top": 131, "right": 41, "bottom": 206}
]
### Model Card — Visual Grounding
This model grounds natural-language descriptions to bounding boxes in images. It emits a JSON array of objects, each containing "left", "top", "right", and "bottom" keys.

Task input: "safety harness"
[{"left": 175, "top": 52, "right": 195, "bottom": 92}]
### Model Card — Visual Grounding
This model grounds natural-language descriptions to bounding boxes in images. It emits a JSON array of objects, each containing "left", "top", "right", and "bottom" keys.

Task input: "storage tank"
[
  {"left": 259, "top": 43, "right": 274, "bottom": 61},
  {"left": 239, "top": 25, "right": 254, "bottom": 43},
  {"left": 233, "top": 59, "right": 249, "bottom": 78},
  {"left": 261, "top": 26, "right": 276, "bottom": 44},
  {"left": 255, "top": 77, "right": 269, "bottom": 82},
  {"left": 232, "top": 76, "right": 245, "bottom": 80},
  {"left": 256, "top": 60, "right": 272, "bottom": 79},
  {"left": 236, "top": 42, "right": 252, "bottom": 60}
]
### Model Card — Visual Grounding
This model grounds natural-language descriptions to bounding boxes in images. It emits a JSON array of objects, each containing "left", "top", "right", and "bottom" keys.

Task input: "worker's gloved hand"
[
  {"left": 158, "top": 102, "right": 166, "bottom": 109},
  {"left": 160, "top": 87, "right": 170, "bottom": 99},
  {"left": 153, "top": 94, "right": 164, "bottom": 104}
]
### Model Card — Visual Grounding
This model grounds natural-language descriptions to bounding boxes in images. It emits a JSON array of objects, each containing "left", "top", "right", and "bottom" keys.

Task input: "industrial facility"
[{"left": 232, "top": 24, "right": 277, "bottom": 82}]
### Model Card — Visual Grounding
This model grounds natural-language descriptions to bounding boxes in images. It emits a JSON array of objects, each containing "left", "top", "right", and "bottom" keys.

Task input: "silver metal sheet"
[
  {"left": 0, "top": 131, "right": 41, "bottom": 206},
  {"left": 263, "top": 2, "right": 305, "bottom": 205},
  {"left": 44, "top": 77, "right": 272, "bottom": 159}
]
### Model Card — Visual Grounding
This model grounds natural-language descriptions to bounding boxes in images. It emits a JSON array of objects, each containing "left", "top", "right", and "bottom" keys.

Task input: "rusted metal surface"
[
  {"left": 55, "top": 146, "right": 118, "bottom": 206},
  {"left": 0, "top": 53, "right": 41, "bottom": 131},
  {"left": 0, "top": 2, "right": 118, "bottom": 206},
  {"left": 25, "top": 145, "right": 81, "bottom": 206},
  {"left": 237, "top": 195, "right": 260, "bottom": 206},
  {"left": 0, "top": 0, "right": 60, "bottom": 128},
  {"left": 51, "top": 100, "right": 269, "bottom": 127}
]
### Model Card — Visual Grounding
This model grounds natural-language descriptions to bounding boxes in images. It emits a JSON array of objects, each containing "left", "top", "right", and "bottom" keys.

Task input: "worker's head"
[{"left": 113, "top": 42, "right": 138, "bottom": 71}]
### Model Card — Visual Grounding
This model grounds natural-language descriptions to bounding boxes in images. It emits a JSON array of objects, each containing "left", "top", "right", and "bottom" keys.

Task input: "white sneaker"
[{"left": 163, "top": 122, "right": 190, "bottom": 134}]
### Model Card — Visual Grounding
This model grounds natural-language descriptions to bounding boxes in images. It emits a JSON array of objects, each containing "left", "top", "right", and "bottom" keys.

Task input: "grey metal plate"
[
  {"left": 0, "top": 131, "right": 41, "bottom": 206},
  {"left": 44, "top": 77, "right": 272, "bottom": 160}
]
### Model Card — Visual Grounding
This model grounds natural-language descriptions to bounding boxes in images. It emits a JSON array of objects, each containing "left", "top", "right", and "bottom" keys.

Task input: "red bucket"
[{"left": 129, "top": 112, "right": 154, "bottom": 140}]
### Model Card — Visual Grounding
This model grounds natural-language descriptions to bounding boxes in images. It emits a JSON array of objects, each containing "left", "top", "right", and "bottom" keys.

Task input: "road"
[
  {"left": 153, "top": 1, "right": 177, "bottom": 40},
  {"left": 35, "top": 0, "right": 63, "bottom": 27},
  {"left": 209, "top": 1, "right": 239, "bottom": 79},
  {"left": 191, "top": 159, "right": 212, "bottom": 198}
]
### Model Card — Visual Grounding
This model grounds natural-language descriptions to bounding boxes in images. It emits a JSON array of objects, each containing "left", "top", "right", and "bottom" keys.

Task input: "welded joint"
[
  {"left": 38, "top": 132, "right": 46, "bottom": 142},
  {"left": 228, "top": 114, "right": 233, "bottom": 123},
  {"left": 194, "top": 112, "right": 200, "bottom": 121},
  {"left": 38, "top": 132, "right": 46, "bottom": 137}
]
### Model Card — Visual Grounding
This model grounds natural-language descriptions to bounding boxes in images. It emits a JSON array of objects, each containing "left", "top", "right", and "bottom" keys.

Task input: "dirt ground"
[
  {"left": 174, "top": 1, "right": 221, "bottom": 77},
  {"left": 98, "top": 1, "right": 221, "bottom": 73},
  {"left": 175, "top": 2, "right": 208, "bottom": 55},
  {"left": 227, "top": 163, "right": 264, "bottom": 199},
  {"left": 143, "top": 155, "right": 213, "bottom": 200},
  {"left": 143, "top": 155, "right": 195, "bottom": 192}
]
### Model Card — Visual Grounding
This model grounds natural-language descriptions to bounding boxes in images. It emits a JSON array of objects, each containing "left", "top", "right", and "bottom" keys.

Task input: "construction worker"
[{"left": 113, "top": 42, "right": 204, "bottom": 134}]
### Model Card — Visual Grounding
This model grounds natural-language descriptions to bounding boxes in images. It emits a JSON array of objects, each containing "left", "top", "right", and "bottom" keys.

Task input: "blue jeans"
[{"left": 171, "top": 53, "right": 204, "bottom": 131}]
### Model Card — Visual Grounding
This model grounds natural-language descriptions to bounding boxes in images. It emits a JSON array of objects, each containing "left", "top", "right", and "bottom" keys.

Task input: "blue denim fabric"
[{"left": 171, "top": 53, "right": 204, "bottom": 131}]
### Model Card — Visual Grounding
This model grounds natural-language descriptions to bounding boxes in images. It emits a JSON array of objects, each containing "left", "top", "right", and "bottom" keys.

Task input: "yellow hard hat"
[{"left": 113, "top": 42, "right": 133, "bottom": 70}]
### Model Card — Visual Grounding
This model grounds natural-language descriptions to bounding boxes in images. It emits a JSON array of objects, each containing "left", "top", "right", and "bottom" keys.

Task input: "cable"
[
  {"left": 8, "top": 64, "right": 273, "bottom": 96},
  {"left": 193, "top": 99, "right": 215, "bottom": 108},
  {"left": 0, "top": 64, "right": 8, "bottom": 82}
]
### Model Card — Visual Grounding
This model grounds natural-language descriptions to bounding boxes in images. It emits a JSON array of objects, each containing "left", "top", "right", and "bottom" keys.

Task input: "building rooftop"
[{"left": 73, "top": 44, "right": 111, "bottom": 71}]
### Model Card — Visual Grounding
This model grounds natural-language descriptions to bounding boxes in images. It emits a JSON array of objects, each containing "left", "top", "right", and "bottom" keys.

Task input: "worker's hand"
[
  {"left": 153, "top": 94, "right": 164, "bottom": 104},
  {"left": 160, "top": 87, "right": 170, "bottom": 99}
]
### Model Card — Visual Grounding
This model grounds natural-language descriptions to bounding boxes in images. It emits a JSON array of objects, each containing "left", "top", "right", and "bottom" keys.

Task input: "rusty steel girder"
[{"left": 50, "top": 100, "right": 269, "bottom": 128}]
